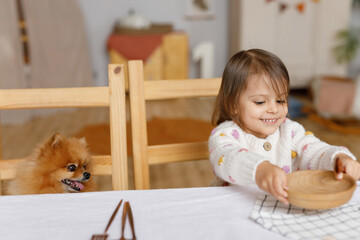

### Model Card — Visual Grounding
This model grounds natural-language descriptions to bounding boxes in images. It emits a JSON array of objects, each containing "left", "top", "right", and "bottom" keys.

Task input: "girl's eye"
[
  {"left": 66, "top": 164, "right": 77, "bottom": 172},
  {"left": 254, "top": 101, "right": 265, "bottom": 105},
  {"left": 277, "top": 100, "right": 287, "bottom": 104}
]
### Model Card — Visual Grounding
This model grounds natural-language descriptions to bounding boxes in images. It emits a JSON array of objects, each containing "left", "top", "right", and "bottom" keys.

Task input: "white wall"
[{"left": 77, "top": 0, "right": 229, "bottom": 86}]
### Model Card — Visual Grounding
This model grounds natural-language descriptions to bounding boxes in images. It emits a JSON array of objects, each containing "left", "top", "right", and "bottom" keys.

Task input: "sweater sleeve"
[
  {"left": 208, "top": 122, "right": 268, "bottom": 186},
  {"left": 289, "top": 121, "right": 356, "bottom": 171}
]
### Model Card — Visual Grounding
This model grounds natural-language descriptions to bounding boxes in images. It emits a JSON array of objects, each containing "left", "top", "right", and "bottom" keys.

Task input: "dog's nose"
[{"left": 83, "top": 172, "right": 90, "bottom": 179}]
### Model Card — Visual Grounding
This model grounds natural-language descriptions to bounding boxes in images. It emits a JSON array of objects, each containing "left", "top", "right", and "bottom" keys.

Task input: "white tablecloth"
[
  {"left": 1, "top": 185, "right": 360, "bottom": 240},
  {"left": 0, "top": 185, "right": 289, "bottom": 240}
]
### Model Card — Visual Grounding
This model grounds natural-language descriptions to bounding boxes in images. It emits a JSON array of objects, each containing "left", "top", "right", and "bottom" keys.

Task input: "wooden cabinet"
[
  {"left": 229, "top": 0, "right": 352, "bottom": 88},
  {"left": 108, "top": 32, "right": 188, "bottom": 90}
]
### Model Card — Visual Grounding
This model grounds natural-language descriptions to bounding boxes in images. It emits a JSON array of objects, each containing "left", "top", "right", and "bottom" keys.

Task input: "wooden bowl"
[{"left": 287, "top": 170, "right": 356, "bottom": 210}]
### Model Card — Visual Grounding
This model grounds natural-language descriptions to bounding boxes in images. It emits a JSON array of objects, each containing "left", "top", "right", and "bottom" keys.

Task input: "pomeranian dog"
[{"left": 8, "top": 133, "right": 95, "bottom": 195}]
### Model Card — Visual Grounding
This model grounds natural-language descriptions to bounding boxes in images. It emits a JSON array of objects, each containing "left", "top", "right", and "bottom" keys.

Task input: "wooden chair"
[
  {"left": 128, "top": 60, "right": 221, "bottom": 190},
  {"left": 0, "top": 64, "right": 128, "bottom": 194}
]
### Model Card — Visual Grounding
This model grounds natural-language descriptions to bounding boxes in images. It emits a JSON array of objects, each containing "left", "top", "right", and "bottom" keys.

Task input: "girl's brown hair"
[{"left": 211, "top": 49, "right": 290, "bottom": 126}]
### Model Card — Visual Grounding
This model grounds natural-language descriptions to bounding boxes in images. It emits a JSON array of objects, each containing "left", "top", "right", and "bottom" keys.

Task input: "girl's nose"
[{"left": 267, "top": 101, "right": 279, "bottom": 113}]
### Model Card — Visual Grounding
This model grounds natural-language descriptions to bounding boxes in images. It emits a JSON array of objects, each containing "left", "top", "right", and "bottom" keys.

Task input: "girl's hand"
[
  {"left": 334, "top": 153, "right": 360, "bottom": 181},
  {"left": 255, "top": 161, "right": 289, "bottom": 205}
]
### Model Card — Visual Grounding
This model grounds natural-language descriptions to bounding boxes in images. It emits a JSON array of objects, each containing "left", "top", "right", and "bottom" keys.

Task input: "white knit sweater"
[{"left": 208, "top": 119, "right": 356, "bottom": 186}]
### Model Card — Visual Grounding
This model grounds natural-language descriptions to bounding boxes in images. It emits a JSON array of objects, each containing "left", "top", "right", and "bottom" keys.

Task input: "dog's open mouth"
[{"left": 61, "top": 179, "right": 85, "bottom": 192}]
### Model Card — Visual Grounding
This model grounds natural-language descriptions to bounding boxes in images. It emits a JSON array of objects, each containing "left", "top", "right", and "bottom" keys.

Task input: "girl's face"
[{"left": 236, "top": 75, "right": 288, "bottom": 139}]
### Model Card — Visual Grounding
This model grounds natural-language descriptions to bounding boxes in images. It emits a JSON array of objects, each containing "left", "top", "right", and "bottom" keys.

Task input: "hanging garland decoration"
[
  {"left": 266, "top": 0, "right": 320, "bottom": 14},
  {"left": 296, "top": 2, "right": 305, "bottom": 13},
  {"left": 279, "top": 3, "right": 288, "bottom": 13}
]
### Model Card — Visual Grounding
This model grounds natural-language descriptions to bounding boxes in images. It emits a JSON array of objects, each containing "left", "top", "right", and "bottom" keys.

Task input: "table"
[
  {"left": 107, "top": 32, "right": 188, "bottom": 90},
  {"left": 1, "top": 185, "right": 359, "bottom": 240}
]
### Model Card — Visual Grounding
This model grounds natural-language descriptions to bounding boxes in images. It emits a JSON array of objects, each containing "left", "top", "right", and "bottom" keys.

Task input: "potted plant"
[
  {"left": 310, "top": 0, "right": 360, "bottom": 124},
  {"left": 333, "top": 0, "right": 360, "bottom": 64}
]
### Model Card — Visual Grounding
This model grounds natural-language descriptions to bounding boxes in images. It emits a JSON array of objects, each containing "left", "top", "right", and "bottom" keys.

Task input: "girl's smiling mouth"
[{"left": 261, "top": 118, "right": 278, "bottom": 123}]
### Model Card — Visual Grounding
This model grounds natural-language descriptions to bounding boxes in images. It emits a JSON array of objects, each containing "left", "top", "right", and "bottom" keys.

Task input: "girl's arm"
[
  {"left": 208, "top": 124, "right": 268, "bottom": 186},
  {"left": 290, "top": 121, "right": 356, "bottom": 172},
  {"left": 256, "top": 161, "right": 289, "bottom": 205},
  {"left": 209, "top": 129, "right": 289, "bottom": 204}
]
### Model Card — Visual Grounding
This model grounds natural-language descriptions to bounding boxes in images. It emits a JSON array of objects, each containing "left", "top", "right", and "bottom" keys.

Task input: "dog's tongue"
[{"left": 74, "top": 181, "right": 84, "bottom": 191}]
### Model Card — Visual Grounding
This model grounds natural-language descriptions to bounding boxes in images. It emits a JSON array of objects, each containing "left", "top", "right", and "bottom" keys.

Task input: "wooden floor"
[{"left": 2, "top": 95, "right": 360, "bottom": 193}]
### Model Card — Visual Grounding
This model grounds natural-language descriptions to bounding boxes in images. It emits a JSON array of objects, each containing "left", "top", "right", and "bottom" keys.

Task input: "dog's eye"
[{"left": 66, "top": 164, "right": 77, "bottom": 172}]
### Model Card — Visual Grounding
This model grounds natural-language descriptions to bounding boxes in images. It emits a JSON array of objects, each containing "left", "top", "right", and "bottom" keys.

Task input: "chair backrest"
[
  {"left": 128, "top": 60, "right": 221, "bottom": 190},
  {"left": 0, "top": 64, "right": 128, "bottom": 194}
]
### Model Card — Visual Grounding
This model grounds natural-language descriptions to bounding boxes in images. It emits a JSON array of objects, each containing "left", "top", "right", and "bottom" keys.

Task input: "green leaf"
[{"left": 333, "top": 28, "right": 360, "bottom": 63}]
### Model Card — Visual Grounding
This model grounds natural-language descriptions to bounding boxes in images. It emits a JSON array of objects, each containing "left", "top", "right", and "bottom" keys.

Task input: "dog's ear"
[{"left": 49, "top": 132, "right": 63, "bottom": 148}]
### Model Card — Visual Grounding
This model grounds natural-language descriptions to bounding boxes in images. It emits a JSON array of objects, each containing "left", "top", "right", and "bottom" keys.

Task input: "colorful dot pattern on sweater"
[
  {"left": 211, "top": 129, "right": 217, "bottom": 135},
  {"left": 239, "top": 148, "right": 248, "bottom": 152},
  {"left": 229, "top": 176, "right": 236, "bottom": 183},
  {"left": 218, "top": 156, "right": 224, "bottom": 166},
  {"left": 231, "top": 129, "right": 239, "bottom": 139},
  {"left": 282, "top": 165, "right": 290, "bottom": 173}
]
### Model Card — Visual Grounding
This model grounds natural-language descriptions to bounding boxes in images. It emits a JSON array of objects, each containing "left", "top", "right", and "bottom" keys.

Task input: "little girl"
[{"left": 209, "top": 49, "right": 360, "bottom": 204}]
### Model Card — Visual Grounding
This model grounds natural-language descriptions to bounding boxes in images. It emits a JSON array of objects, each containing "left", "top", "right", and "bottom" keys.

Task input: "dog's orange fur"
[{"left": 8, "top": 133, "right": 95, "bottom": 195}]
